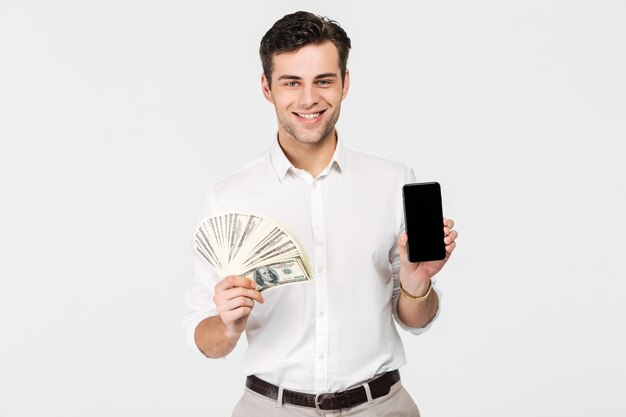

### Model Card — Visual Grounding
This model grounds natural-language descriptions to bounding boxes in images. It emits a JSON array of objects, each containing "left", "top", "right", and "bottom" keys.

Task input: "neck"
[{"left": 278, "top": 131, "right": 337, "bottom": 178}]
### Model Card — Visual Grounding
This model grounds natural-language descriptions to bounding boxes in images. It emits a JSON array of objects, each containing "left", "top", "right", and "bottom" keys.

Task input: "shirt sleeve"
[
  {"left": 390, "top": 166, "right": 443, "bottom": 335},
  {"left": 183, "top": 187, "right": 223, "bottom": 358}
]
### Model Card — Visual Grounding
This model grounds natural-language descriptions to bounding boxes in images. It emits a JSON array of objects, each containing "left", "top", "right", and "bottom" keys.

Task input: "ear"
[
  {"left": 261, "top": 73, "right": 273, "bottom": 103},
  {"left": 341, "top": 69, "right": 350, "bottom": 100}
]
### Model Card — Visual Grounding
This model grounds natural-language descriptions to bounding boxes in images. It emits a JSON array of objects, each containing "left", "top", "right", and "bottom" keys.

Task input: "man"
[{"left": 184, "top": 11, "right": 458, "bottom": 416}]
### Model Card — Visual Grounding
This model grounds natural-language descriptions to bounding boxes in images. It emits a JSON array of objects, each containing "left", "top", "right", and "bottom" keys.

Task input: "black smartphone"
[{"left": 402, "top": 182, "right": 446, "bottom": 263}]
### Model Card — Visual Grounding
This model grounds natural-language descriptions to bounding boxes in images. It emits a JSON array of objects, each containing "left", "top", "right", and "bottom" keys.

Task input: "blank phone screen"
[{"left": 402, "top": 182, "right": 446, "bottom": 262}]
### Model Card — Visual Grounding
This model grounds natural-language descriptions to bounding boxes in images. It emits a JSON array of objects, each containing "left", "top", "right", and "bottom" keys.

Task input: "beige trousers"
[{"left": 230, "top": 381, "right": 421, "bottom": 417}]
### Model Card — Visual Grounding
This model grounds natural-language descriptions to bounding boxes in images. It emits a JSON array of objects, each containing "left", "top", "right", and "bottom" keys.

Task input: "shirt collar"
[{"left": 270, "top": 134, "right": 345, "bottom": 182}]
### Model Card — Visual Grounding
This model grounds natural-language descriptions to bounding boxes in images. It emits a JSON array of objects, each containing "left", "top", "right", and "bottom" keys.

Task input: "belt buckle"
[
  {"left": 314, "top": 393, "right": 326, "bottom": 411},
  {"left": 314, "top": 391, "right": 348, "bottom": 411}
]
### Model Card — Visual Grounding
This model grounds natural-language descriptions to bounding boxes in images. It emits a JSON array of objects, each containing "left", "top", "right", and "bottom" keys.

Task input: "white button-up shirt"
[{"left": 184, "top": 138, "right": 440, "bottom": 393}]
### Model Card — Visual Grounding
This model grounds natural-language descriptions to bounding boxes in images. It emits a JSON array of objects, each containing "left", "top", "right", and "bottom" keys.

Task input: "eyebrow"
[
  {"left": 276, "top": 73, "right": 339, "bottom": 81},
  {"left": 315, "top": 73, "right": 338, "bottom": 80}
]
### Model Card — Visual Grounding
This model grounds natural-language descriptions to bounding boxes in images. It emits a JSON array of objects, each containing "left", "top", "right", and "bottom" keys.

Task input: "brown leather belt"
[{"left": 245, "top": 370, "right": 400, "bottom": 411}]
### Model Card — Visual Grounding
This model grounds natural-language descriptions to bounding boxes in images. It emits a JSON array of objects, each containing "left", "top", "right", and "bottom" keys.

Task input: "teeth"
[{"left": 297, "top": 112, "right": 321, "bottom": 120}]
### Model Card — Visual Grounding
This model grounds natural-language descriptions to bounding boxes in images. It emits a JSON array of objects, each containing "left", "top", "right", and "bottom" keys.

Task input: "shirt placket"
[{"left": 311, "top": 178, "right": 328, "bottom": 392}]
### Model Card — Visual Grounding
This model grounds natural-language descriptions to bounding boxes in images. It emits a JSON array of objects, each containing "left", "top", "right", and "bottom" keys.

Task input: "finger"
[
  {"left": 215, "top": 275, "right": 257, "bottom": 291},
  {"left": 443, "top": 218, "right": 455, "bottom": 236},
  {"left": 397, "top": 232, "right": 408, "bottom": 248},
  {"left": 444, "top": 230, "right": 458, "bottom": 245},
  {"left": 445, "top": 240, "right": 456, "bottom": 255},
  {"left": 215, "top": 286, "right": 264, "bottom": 304},
  {"left": 218, "top": 297, "right": 255, "bottom": 327},
  {"left": 222, "top": 306, "right": 253, "bottom": 325},
  {"left": 397, "top": 232, "right": 408, "bottom": 259},
  {"left": 221, "top": 296, "right": 256, "bottom": 314}
]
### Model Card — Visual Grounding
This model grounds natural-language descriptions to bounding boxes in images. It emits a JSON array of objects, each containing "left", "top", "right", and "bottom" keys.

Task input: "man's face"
[{"left": 261, "top": 41, "right": 350, "bottom": 147}]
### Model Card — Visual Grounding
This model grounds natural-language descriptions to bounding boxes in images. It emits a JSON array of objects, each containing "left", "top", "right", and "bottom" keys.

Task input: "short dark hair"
[{"left": 259, "top": 11, "right": 351, "bottom": 87}]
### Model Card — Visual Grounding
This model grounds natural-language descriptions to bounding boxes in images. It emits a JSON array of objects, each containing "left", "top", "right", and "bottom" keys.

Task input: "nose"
[{"left": 298, "top": 84, "right": 319, "bottom": 108}]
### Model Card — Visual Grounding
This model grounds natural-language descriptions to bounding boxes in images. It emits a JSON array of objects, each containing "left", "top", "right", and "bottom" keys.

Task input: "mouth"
[{"left": 293, "top": 110, "right": 326, "bottom": 122}]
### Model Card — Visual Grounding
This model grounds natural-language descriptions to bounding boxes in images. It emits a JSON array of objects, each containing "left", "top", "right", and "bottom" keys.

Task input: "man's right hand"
[{"left": 214, "top": 275, "right": 264, "bottom": 340}]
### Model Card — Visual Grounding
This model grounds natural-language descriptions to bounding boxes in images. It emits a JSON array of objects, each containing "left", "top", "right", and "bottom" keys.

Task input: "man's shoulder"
[
  {"left": 343, "top": 142, "right": 412, "bottom": 176},
  {"left": 207, "top": 151, "right": 271, "bottom": 193}
]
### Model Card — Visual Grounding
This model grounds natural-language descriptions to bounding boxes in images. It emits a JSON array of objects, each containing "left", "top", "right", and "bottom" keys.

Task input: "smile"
[{"left": 294, "top": 111, "right": 325, "bottom": 121}]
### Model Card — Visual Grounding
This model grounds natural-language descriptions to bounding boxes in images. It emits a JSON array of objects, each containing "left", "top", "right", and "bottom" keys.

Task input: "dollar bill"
[
  {"left": 194, "top": 212, "right": 312, "bottom": 290},
  {"left": 242, "top": 257, "right": 310, "bottom": 292}
]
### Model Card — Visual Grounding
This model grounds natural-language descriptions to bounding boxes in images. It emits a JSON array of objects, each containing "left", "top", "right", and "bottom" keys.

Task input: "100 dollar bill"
[{"left": 242, "top": 257, "right": 310, "bottom": 292}]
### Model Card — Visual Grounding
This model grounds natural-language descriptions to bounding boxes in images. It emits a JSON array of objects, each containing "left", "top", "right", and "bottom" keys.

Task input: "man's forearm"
[
  {"left": 397, "top": 286, "right": 439, "bottom": 328},
  {"left": 194, "top": 315, "right": 241, "bottom": 358}
]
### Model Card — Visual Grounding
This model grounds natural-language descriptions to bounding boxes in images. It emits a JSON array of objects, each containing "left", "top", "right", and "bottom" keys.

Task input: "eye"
[
  {"left": 317, "top": 80, "right": 331, "bottom": 86},
  {"left": 286, "top": 81, "right": 299, "bottom": 87}
]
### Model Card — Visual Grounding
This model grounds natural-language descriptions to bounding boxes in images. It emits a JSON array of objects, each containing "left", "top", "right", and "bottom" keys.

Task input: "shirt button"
[
  {"left": 313, "top": 223, "right": 321, "bottom": 229},
  {"left": 318, "top": 353, "right": 325, "bottom": 360},
  {"left": 312, "top": 182, "right": 317, "bottom": 188},
  {"left": 318, "top": 311, "right": 325, "bottom": 317},
  {"left": 317, "top": 266, "right": 324, "bottom": 273}
]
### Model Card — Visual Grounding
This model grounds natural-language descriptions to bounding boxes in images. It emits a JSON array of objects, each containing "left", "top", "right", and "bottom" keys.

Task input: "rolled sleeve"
[
  {"left": 183, "top": 255, "right": 221, "bottom": 358},
  {"left": 183, "top": 187, "right": 223, "bottom": 358}
]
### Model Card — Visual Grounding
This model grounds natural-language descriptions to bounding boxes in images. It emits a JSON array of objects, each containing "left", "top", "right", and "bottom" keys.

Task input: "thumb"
[{"left": 397, "top": 232, "right": 408, "bottom": 260}]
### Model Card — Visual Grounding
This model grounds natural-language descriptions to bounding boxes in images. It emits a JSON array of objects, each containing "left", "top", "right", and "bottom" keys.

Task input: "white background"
[{"left": 1, "top": 0, "right": 625, "bottom": 416}]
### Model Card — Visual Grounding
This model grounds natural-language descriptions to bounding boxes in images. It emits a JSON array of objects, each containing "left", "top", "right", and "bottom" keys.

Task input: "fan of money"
[{"left": 194, "top": 213, "right": 311, "bottom": 292}]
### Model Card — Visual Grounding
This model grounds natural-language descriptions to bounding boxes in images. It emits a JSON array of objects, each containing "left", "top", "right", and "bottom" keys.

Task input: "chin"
[
  {"left": 294, "top": 129, "right": 335, "bottom": 145},
  {"left": 294, "top": 136, "right": 325, "bottom": 145}
]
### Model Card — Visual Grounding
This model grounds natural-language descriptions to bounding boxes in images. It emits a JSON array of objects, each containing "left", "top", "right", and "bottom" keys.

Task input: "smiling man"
[
  {"left": 261, "top": 40, "right": 348, "bottom": 176},
  {"left": 185, "top": 11, "right": 458, "bottom": 416}
]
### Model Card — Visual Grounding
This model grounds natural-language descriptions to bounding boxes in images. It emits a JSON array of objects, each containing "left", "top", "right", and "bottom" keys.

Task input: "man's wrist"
[
  {"left": 222, "top": 324, "right": 242, "bottom": 345},
  {"left": 399, "top": 279, "right": 432, "bottom": 303}
]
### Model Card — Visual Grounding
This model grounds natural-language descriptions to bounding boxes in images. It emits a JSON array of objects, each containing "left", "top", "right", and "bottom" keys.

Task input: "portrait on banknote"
[{"left": 253, "top": 266, "right": 278, "bottom": 289}]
